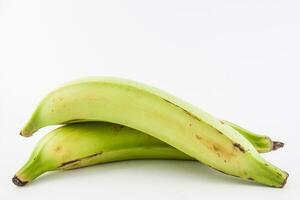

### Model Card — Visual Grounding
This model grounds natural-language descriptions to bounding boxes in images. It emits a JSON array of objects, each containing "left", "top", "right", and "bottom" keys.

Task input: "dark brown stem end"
[
  {"left": 272, "top": 141, "right": 285, "bottom": 151},
  {"left": 12, "top": 175, "right": 28, "bottom": 187}
]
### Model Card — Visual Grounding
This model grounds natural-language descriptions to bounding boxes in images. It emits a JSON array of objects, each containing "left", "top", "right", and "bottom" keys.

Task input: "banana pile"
[{"left": 13, "top": 77, "right": 288, "bottom": 188}]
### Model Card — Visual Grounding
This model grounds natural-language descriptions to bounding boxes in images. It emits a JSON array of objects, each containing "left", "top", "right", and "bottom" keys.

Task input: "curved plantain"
[
  {"left": 20, "top": 77, "right": 288, "bottom": 187},
  {"left": 14, "top": 122, "right": 281, "bottom": 185},
  {"left": 14, "top": 122, "right": 193, "bottom": 186}
]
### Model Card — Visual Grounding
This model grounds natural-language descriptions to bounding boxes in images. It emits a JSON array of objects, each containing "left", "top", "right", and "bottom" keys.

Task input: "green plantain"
[
  {"left": 20, "top": 77, "right": 288, "bottom": 187},
  {"left": 14, "top": 122, "right": 282, "bottom": 186},
  {"left": 221, "top": 120, "right": 283, "bottom": 153},
  {"left": 14, "top": 122, "right": 193, "bottom": 186}
]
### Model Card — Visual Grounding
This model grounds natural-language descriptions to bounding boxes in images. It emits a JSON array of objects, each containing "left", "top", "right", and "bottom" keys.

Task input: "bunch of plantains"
[{"left": 13, "top": 77, "right": 288, "bottom": 188}]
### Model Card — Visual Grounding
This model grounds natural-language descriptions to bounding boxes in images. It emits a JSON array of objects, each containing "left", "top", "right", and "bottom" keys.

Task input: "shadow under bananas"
[{"left": 24, "top": 160, "right": 263, "bottom": 188}]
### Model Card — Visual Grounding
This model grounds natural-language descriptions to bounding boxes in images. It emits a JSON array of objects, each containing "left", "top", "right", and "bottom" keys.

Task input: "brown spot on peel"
[
  {"left": 60, "top": 159, "right": 81, "bottom": 167},
  {"left": 233, "top": 143, "right": 246, "bottom": 153},
  {"left": 113, "top": 125, "right": 124, "bottom": 133},
  {"left": 213, "top": 145, "right": 220, "bottom": 151},
  {"left": 182, "top": 109, "right": 202, "bottom": 121},
  {"left": 195, "top": 135, "right": 236, "bottom": 160},
  {"left": 55, "top": 145, "right": 62, "bottom": 152},
  {"left": 162, "top": 98, "right": 173, "bottom": 104},
  {"left": 195, "top": 135, "right": 202, "bottom": 140},
  {"left": 60, "top": 152, "right": 103, "bottom": 167},
  {"left": 162, "top": 98, "right": 202, "bottom": 122}
]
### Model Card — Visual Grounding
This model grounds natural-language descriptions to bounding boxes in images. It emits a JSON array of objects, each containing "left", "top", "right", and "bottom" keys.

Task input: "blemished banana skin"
[
  {"left": 13, "top": 122, "right": 281, "bottom": 186},
  {"left": 20, "top": 77, "right": 288, "bottom": 187},
  {"left": 14, "top": 122, "right": 194, "bottom": 186}
]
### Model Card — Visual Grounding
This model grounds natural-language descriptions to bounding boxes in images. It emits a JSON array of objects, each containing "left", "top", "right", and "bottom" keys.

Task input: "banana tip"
[
  {"left": 19, "top": 131, "right": 31, "bottom": 137},
  {"left": 272, "top": 141, "right": 284, "bottom": 151},
  {"left": 12, "top": 175, "right": 28, "bottom": 186},
  {"left": 279, "top": 172, "right": 289, "bottom": 188}
]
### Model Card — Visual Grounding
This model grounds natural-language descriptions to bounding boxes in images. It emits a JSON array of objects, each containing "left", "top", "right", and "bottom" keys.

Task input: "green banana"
[
  {"left": 14, "top": 122, "right": 193, "bottom": 186},
  {"left": 221, "top": 120, "right": 284, "bottom": 153},
  {"left": 13, "top": 122, "right": 282, "bottom": 186},
  {"left": 20, "top": 77, "right": 288, "bottom": 187},
  {"left": 19, "top": 114, "right": 283, "bottom": 154}
]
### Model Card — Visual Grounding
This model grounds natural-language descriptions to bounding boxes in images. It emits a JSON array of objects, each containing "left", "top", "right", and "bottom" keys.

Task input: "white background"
[{"left": 0, "top": 0, "right": 299, "bottom": 199}]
